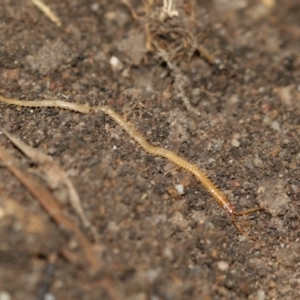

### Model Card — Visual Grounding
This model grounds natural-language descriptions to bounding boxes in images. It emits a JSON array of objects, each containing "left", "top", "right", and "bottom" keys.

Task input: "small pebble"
[
  {"left": 217, "top": 261, "right": 229, "bottom": 271},
  {"left": 175, "top": 184, "right": 184, "bottom": 195},
  {"left": 44, "top": 293, "right": 56, "bottom": 300},
  {"left": 109, "top": 56, "right": 123, "bottom": 71},
  {"left": 253, "top": 155, "right": 263, "bottom": 167},
  {"left": 147, "top": 269, "right": 160, "bottom": 281},
  {"left": 253, "top": 113, "right": 260, "bottom": 120},
  {"left": 231, "top": 139, "right": 240, "bottom": 147},
  {"left": 238, "top": 235, "right": 247, "bottom": 242},
  {"left": 163, "top": 246, "right": 174, "bottom": 259},
  {"left": 263, "top": 115, "right": 272, "bottom": 126},
  {"left": 107, "top": 221, "right": 119, "bottom": 232},
  {"left": 228, "top": 94, "right": 239, "bottom": 105},
  {"left": 0, "top": 291, "right": 11, "bottom": 300},
  {"left": 271, "top": 120, "right": 280, "bottom": 131},
  {"left": 257, "top": 289, "right": 265, "bottom": 300},
  {"left": 192, "top": 88, "right": 201, "bottom": 96},
  {"left": 90, "top": 3, "right": 99, "bottom": 12}
]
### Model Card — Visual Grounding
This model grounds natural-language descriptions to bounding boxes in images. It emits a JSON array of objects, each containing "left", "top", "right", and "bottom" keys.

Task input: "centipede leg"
[{"left": 234, "top": 207, "right": 264, "bottom": 216}]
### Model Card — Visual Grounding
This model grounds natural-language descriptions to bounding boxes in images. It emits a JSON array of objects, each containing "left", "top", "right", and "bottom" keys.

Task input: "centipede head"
[
  {"left": 230, "top": 214, "right": 256, "bottom": 240},
  {"left": 230, "top": 207, "right": 264, "bottom": 240}
]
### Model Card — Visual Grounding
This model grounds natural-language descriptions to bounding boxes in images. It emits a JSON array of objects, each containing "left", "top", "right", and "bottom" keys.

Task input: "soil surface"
[{"left": 0, "top": 0, "right": 300, "bottom": 299}]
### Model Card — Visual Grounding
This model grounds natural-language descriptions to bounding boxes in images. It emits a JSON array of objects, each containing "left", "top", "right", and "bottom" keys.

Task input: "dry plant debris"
[
  {"left": 0, "top": 136, "right": 102, "bottom": 273},
  {"left": 30, "top": 0, "right": 62, "bottom": 26},
  {"left": 121, "top": 0, "right": 216, "bottom": 115},
  {"left": 0, "top": 128, "right": 99, "bottom": 242}
]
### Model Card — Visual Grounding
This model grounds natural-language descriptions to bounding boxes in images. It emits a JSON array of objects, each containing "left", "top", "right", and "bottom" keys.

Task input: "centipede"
[{"left": 0, "top": 95, "right": 263, "bottom": 239}]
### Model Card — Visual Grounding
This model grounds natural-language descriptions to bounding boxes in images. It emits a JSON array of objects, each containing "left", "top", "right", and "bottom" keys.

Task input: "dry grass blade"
[
  {"left": 0, "top": 143, "right": 102, "bottom": 273},
  {"left": 31, "top": 0, "right": 62, "bottom": 26}
]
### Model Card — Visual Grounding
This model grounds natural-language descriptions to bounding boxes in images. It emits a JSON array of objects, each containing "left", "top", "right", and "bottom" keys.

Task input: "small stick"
[{"left": 0, "top": 95, "right": 263, "bottom": 239}]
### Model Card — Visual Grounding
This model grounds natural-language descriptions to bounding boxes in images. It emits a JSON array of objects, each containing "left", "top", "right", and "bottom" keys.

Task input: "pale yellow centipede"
[{"left": 0, "top": 95, "right": 263, "bottom": 239}]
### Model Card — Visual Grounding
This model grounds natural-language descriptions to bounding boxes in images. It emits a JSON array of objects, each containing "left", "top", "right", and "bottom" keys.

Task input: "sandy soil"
[{"left": 0, "top": 0, "right": 300, "bottom": 299}]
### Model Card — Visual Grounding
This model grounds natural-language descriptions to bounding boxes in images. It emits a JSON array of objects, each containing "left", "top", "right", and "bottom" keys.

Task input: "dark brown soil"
[{"left": 1, "top": 0, "right": 300, "bottom": 299}]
